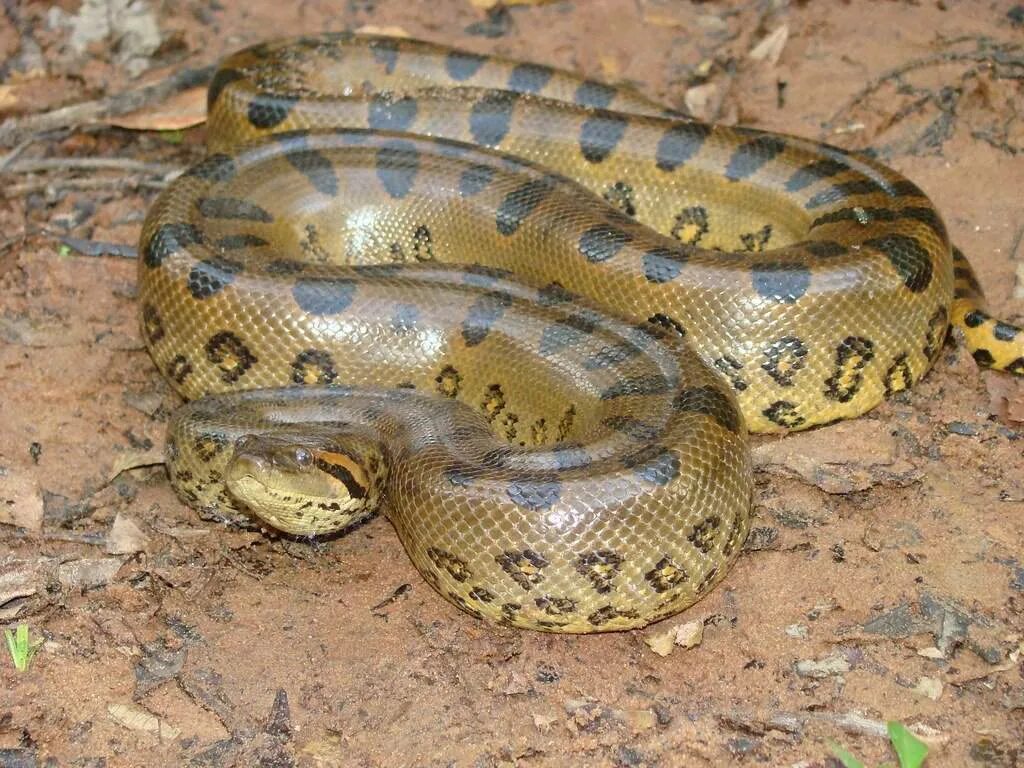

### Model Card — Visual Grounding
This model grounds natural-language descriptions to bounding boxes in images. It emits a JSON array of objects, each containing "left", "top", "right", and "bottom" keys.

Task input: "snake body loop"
[{"left": 140, "top": 34, "right": 1023, "bottom": 632}]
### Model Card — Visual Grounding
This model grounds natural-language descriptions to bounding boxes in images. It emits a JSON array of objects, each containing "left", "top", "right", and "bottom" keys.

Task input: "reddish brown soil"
[{"left": 1, "top": 1, "right": 1022, "bottom": 766}]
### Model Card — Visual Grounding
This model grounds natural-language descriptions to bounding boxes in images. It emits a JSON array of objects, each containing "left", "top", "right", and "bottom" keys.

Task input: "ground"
[{"left": 1, "top": 1, "right": 1023, "bottom": 766}]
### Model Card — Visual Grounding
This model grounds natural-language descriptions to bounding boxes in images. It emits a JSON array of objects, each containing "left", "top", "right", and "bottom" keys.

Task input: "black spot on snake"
[
  {"left": 761, "top": 336, "right": 808, "bottom": 387},
  {"left": 496, "top": 549, "right": 550, "bottom": 589},
  {"left": 264, "top": 259, "right": 306, "bottom": 275},
  {"left": 184, "top": 153, "right": 236, "bottom": 182},
  {"left": 506, "top": 480, "right": 561, "bottom": 512},
  {"left": 435, "top": 364, "right": 462, "bottom": 398},
  {"left": 287, "top": 149, "right": 339, "bottom": 196},
  {"left": 688, "top": 515, "right": 722, "bottom": 554},
  {"left": 884, "top": 353, "right": 912, "bottom": 396},
  {"left": 864, "top": 234, "right": 933, "bottom": 293},
  {"left": 291, "top": 277, "right": 356, "bottom": 315},
  {"left": 508, "top": 62, "right": 554, "bottom": 93},
  {"left": 963, "top": 309, "right": 989, "bottom": 328},
  {"left": 923, "top": 306, "right": 948, "bottom": 362},
  {"left": 205, "top": 331, "right": 257, "bottom": 383},
  {"left": 600, "top": 375, "right": 671, "bottom": 399},
  {"left": 291, "top": 349, "right": 337, "bottom": 385},
  {"left": 247, "top": 94, "right": 299, "bottom": 129},
  {"left": 576, "top": 550, "right": 624, "bottom": 594},
  {"left": 198, "top": 197, "right": 273, "bottom": 222},
  {"left": 696, "top": 566, "right": 720, "bottom": 596},
  {"left": 804, "top": 240, "right": 847, "bottom": 259},
  {"left": 141, "top": 303, "right": 163, "bottom": 345},
  {"left": 167, "top": 354, "right": 192, "bottom": 385},
  {"left": 645, "top": 556, "right": 688, "bottom": 593},
  {"left": 412, "top": 224, "right": 434, "bottom": 261},
  {"left": 469, "top": 91, "right": 519, "bottom": 147},
  {"left": 368, "top": 37, "right": 400, "bottom": 73},
  {"left": 670, "top": 206, "right": 709, "bottom": 245},
  {"left": 445, "top": 49, "right": 486, "bottom": 80},
  {"left": 588, "top": 606, "right": 639, "bottom": 626},
  {"left": 602, "top": 416, "right": 659, "bottom": 442},
  {"left": 143, "top": 222, "right": 202, "bottom": 268},
  {"left": 740, "top": 224, "right": 773, "bottom": 252},
  {"left": 805, "top": 179, "right": 886, "bottom": 209},
  {"left": 603, "top": 180, "right": 636, "bottom": 217},
  {"left": 188, "top": 256, "right": 244, "bottom": 299},
  {"left": 574, "top": 80, "right": 615, "bottom": 109},
  {"left": 445, "top": 464, "right": 475, "bottom": 488},
  {"left": 763, "top": 400, "right": 804, "bottom": 429},
  {"left": 578, "top": 224, "right": 631, "bottom": 263},
  {"left": 193, "top": 433, "right": 228, "bottom": 462},
  {"left": 207, "top": 68, "right": 244, "bottom": 110},
  {"left": 427, "top": 547, "right": 472, "bottom": 582},
  {"left": 623, "top": 445, "right": 681, "bottom": 486},
  {"left": 713, "top": 356, "right": 748, "bottom": 392},
  {"left": 994, "top": 322, "right": 1019, "bottom": 342},
  {"left": 655, "top": 123, "right": 712, "bottom": 172},
  {"left": 824, "top": 336, "right": 875, "bottom": 402},
  {"left": 647, "top": 313, "right": 686, "bottom": 337},
  {"left": 313, "top": 456, "right": 366, "bottom": 499},
  {"left": 368, "top": 92, "right": 419, "bottom": 131},
  {"left": 496, "top": 177, "right": 553, "bottom": 235},
  {"left": 462, "top": 290, "right": 514, "bottom": 346},
  {"left": 1006, "top": 357, "right": 1024, "bottom": 375},
  {"left": 375, "top": 139, "right": 420, "bottom": 199},
  {"left": 535, "top": 596, "right": 576, "bottom": 616},
  {"left": 215, "top": 234, "right": 268, "bottom": 250},
  {"left": 673, "top": 386, "right": 741, "bottom": 433},
  {"left": 972, "top": 348, "right": 995, "bottom": 367},
  {"left": 811, "top": 206, "right": 947, "bottom": 243},
  {"left": 579, "top": 113, "right": 628, "bottom": 163},
  {"left": 459, "top": 163, "right": 497, "bottom": 197},
  {"left": 751, "top": 261, "right": 811, "bottom": 303},
  {"left": 725, "top": 135, "right": 786, "bottom": 181},
  {"left": 784, "top": 157, "right": 849, "bottom": 192},
  {"left": 584, "top": 342, "right": 641, "bottom": 370},
  {"left": 537, "top": 282, "right": 576, "bottom": 306},
  {"left": 954, "top": 267, "right": 982, "bottom": 295}
]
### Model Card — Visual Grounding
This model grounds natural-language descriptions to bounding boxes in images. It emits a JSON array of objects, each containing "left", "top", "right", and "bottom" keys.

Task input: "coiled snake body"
[{"left": 139, "top": 34, "right": 1023, "bottom": 632}]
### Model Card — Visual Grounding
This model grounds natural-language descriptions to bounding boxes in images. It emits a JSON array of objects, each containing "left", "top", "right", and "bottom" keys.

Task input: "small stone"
[
  {"left": 917, "top": 646, "right": 945, "bottom": 659},
  {"left": 914, "top": 676, "right": 943, "bottom": 700},
  {"left": 794, "top": 652, "right": 850, "bottom": 678},
  {"left": 785, "top": 624, "right": 808, "bottom": 639}
]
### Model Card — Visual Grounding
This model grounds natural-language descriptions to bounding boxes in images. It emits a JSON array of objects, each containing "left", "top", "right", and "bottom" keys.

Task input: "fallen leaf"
[
  {"left": 749, "top": 25, "right": 789, "bottom": 66},
  {"left": 108, "top": 86, "right": 207, "bottom": 131},
  {"left": 106, "top": 513, "right": 149, "bottom": 555},
  {"left": 684, "top": 82, "right": 718, "bottom": 121},
  {"left": 532, "top": 712, "right": 557, "bottom": 733},
  {"left": 107, "top": 448, "right": 165, "bottom": 483},
  {"left": 982, "top": 369, "right": 1024, "bottom": 423},
  {"left": 355, "top": 25, "right": 411, "bottom": 37},
  {"left": 0, "top": 473, "right": 44, "bottom": 533},
  {"left": 794, "top": 652, "right": 850, "bottom": 679},
  {"left": 107, "top": 703, "right": 181, "bottom": 740},
  {"left": 58, "top": 557, "right": 123, "bottom": 590},
  {"left": 914, "top": 676, "right": 943, "bottom": 700}
]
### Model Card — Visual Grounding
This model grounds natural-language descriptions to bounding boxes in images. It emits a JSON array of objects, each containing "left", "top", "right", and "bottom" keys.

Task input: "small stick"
[
  {"left": 3, "top": 157, "right": 181, "bottom": 176},
  {"left": 60, "top": 237, "right": 138, "bottom": 259}
]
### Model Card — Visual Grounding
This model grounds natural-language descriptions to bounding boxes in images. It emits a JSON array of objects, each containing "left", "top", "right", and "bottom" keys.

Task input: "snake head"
[{"left": 225, "top": 433, "right": 382, "bottom": 536}]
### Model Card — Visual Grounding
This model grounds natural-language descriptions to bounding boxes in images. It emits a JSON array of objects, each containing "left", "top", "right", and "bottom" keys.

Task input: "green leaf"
[
  {"left": 828, "top": 740, "right": 867, "bottom": 768},
  {"left": 161, "top": 130, "right": 184, "bottom": 144},
  {"left": 888, "top": 721, "right": 928, "bottom": 768},
  {"left": 5, "top": 624, "right": 40, "bottom": 672},
  {"left": 58, "top": 244, "right": 71, "bottom": 258}
]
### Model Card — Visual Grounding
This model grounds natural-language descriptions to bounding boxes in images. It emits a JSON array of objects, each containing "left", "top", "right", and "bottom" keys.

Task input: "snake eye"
[{"left": 294, "top": 447, "right": 313, "bottom": 467}]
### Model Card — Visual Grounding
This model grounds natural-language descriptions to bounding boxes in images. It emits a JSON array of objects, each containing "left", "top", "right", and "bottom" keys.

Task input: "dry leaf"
[
  {"left": 108, "top": 86, "right": 207, "bottom": 131},
  {"left": 0, "top": 473, "right": 44, "bottom": 533},
  {"left": 108, "top": 703, "right": 181, "bottom": 740},
  {"left": 684, "top": 83, "right": 718, "bottom": 121},
  {"left": 107, "top": 448, "right": 165, "bottom": 483},
  {"left": 106, "top": 513, "right": 149, "bottom": 555},
  {"left": 532, "top": 712, "right": 557, "bottom": 732},
  {"left": 982, "top": 369, "right": 1024, "bottom": 423},
  {"left": 58, "top": 557, "right": 123, "bottom": 590},
  {"left": 749, "top": 25, "right": 789, "bottom": 66},
  {"left": 914, "top": 676, "right": 943, "bottom": 700},
  {"left": 355, "top": 25, "right": 411, "bottom": 37},
  {"left": 645, "top": 618, "right": 704, "bottom": 656}
]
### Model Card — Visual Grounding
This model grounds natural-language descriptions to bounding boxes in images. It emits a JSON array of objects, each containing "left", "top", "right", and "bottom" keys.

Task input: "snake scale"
[{"left": 139, "top": 33, "right": 1024, "bottom": 633}]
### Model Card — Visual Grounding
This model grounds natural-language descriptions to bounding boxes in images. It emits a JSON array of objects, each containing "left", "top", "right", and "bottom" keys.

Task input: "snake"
[{"left": 138, "top": 33, "right": 1024, "bottom": 633}]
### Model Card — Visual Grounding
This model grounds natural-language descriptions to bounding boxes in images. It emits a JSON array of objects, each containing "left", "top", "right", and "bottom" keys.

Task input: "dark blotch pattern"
[
  {"left": 216, "top": 234, "right": 268, "bottom": 250},
  {"left": 496, "top": 178, "right": 553, "bottom": 235},
  {"left": 198, "top": 197, "right": 273, "bottom": 222},
  {"left": 804, "top": 240, "right": 847, "bottom": 259},
  {"left": 673, "top": 386, "right": 740, "bottom": 433},
  {"left": 287, "top": 149, "right": 339, "bottom": 196},
  {"left": 445, "top": 49, "right": 486, "bottom": 80},
  {"left": 752, "top": 261, "right": 811, "bottom": 303},
  {"left": 368, "top": 38, "right": 400, "bottom": 73},
  {"left": 205, "top": 331, "right": 257, "bottom": 383},
  {"left": 496, "top": 549, "right": 549, "bottom": 590},
  {"left": 600, "top": 375, "right": 670, "bottom": 400},
  {"left": 761, "top": 336, "right": 808, "bottom": 387},
  {"left": 994, "top": 321, "right": 1019, "bottom": 342},
  {"left": 576, "top": 551, "right": 624, "bottom": 594},
  {"left": 579, "top": 113, "right": 628, "bottom": 163},
  {"left": 368, "top": 93, "right": 419, "bottom": 131},
  {"left": 184, "top": 154, "right": 236, "bottom": 182},
  {"left": 784, "top": 157, "right": 849, "bottom": 192},
  {"left": 578, "top": 225, "right": 631, "bottom": 263},
  {"left": 623, "top": 445, "right": 681, "bottom": 486},
  {"left": 291, "top": 349, "right": 337, "bottom": 385},
  {"left": 470, "top": 91, "right": 519, "bottom": 147},
  {"left": 602, "top": 416, "right": 659, "bottom": 441},
  {"left": 725, "top": 135, "right": 786, "bottom": 181},
  {"left": 864, "top": 234, "right": 933, "bottom": 293},
  {"left": 824, "top": 336, "right": 875, "bottom": 402},
  {"left": 508, "top": 63, "right": 554, "bottom": 93},
  {"left": 247, "top": 94, "right": 299, "bottom": 129},
  {"left": 763, "top": 400, "right": 805, "bottom": 429},
  {"left": 459, "top": 163, "right": 497, "bottom": 197},
  {"left": 506, "top": 479, "right": 561, "bottom": 511},
  {"left": 188, "top": 257, "right": 243, "bottom": 299},
  {"left": 207, "top": 69, "right": 244, "bottom": 111},
  {"left": 143, "top": 222, "right": 202, "bottom": 268},
  {"left": 655, "top": 123, "right": 712, "bottom": 172},
  {"left": 376, "top": 139, "right": 420, "bottom": 198},
  {"left": 574, "top": 80, "right": 615, "bottom": 109},
  {"left": 462, "top": 290, "right": 514, "bottom": 346},
  {"left": 292, "top": 277, "right": 356, "bottom": 315}
]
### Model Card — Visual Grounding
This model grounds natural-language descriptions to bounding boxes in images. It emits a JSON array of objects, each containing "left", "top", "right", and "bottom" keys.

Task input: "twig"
[
  {"left": 0, "top": 64, "right": 215, "bottom": 147},
  {"left": 3, "top": 157, "right": 181, "bottom": 176},
  {"left": 60, "top": 236, "right": 138, "bottom": 259},
  {"left": 3, "top": 175, "right": 168, "bottom": 197}
]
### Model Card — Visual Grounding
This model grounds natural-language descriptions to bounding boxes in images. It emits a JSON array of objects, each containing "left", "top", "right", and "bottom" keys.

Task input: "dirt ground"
[{"left": 1, "top": 1, "right": 1023, "bottom": 766}]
